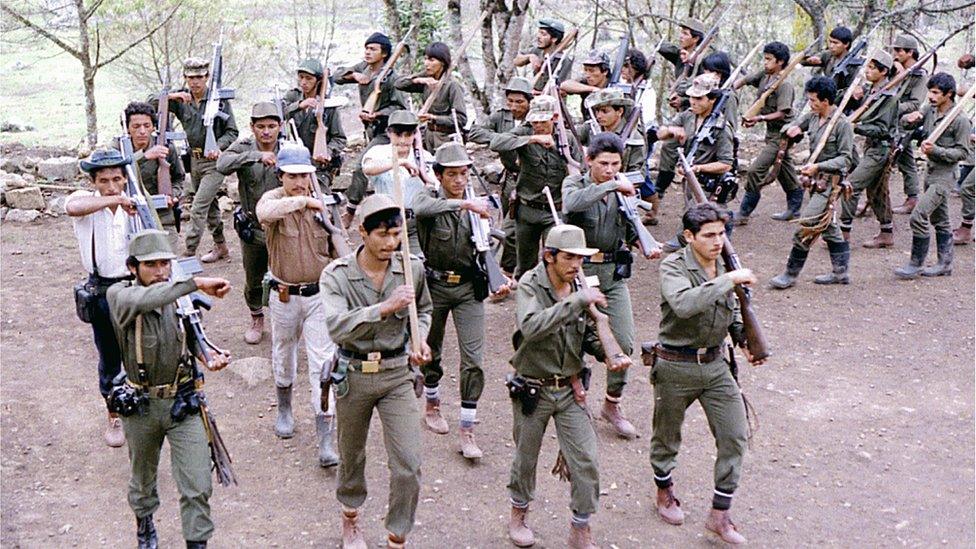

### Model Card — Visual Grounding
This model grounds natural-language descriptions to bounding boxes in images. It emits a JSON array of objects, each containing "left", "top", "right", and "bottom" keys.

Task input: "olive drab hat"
[
  {"left": 182, "top": 57, "right": 210, "bottom": 77},
  {"left": 250, "top": 101, "right": 281, "bottom": 121},
  {"left": 129, "top": 229, "right": 177, "bottom": 262},
  {"left": 680, "top": 18, "right": 707, "bottom": 35},
  {"left": 868, "top": 49, "right": 893, "bottom": 70},
  {"left": 538, "top": 19, "right": 566, "bottom": 38},
  {"left": 434, "top": 142, "right": 472, "bottom": 167},
  {"left": 584, "top": 87, "right": 634, "bottom": 110},
  {"left": 892, "top": 34, "right": 919, "bottom": 51},
  {"left": 686, "top": 73, "right": 720, "bottom": 98},
  {"left": 544, "top": 225, "right": 598, "bottom": 256},
  {"left": 525, "top": 95, "right": 558, "bottom": 122},
  {"left": 356, "top": 193, "right": 401, "bottom": 225},
  {"left": 582, "top": 50, "right": 611, "bottom": 68},
  {"left": 80, "top": 148, "right": 131, "bottom": 175},
  {"left": 297, "top": 58, "right": 324, "bottom": 78},
  {"left": 387, "top": 110, "right": 420, "bottom": 129},
  {"left": 277, "top": 144, "right": 316, "bottom": 174},
  {"left": 504, "top": 77, "right": 534, "bottom": 98}
]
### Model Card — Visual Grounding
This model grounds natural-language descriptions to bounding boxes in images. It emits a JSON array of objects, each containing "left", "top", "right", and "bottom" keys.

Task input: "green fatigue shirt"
[
  {"left": 511, "top": 261, "right": 605, "bottom": 378},
  {"left": 112, "top": 138, "right": 185, "bottom": 227},
  {"left": 468, "top": 108, "right": 522, "bottom": 173},
  {"left": 524, "top": 46, "right": 574, "bottom": 92},
  {"left": 561, "top": 173, "right": 637, "bottom": 252},
  {"left": 320, "top": 249, "right": 433, "bottom": 355},
  {"left": 917, "top": 104, "right": 974, "bottom": 181},
  {"left": 394, "top": 73, "right": 468, "bottom": 129},
  {"left": 742, "top": 70, "right": 795, "bottom": 139},
  {"left": 335, "top": 62, "right": 407, "bottom": 138},
  {"left": 413, "top": 188, "right": 475, "bottom": 273},
  {"left": 490, "top": 125, "right": 580, "bottom": 205},
  {"left": 215, "top": 137, "right": 281, "bottom": 243},
  {"left": 282, "top": 87, "right": 348, "bottom": 162},
  {"left": 107, "top": 278, "right": 198, "bottom": 386},
  {"left": 787, "top": 108, "right": 855, "bottom": 174},
  {"left": 658, "top": 245, "right": 743, "bottom": 349},
  {"left": 575, "top": 118, "right": 646, "bottom": 173},
  {"left": 153, "top": 89, "right": 239, "bottom": 152},
  {"left": 895, "top": 67, "right": 929, "bottom": 117},
  {"left": 667, "top": 110, "right": 735, "bottom": 167},
  {"left": 850, "top": 82, "right": 899, "bottom": 147}
]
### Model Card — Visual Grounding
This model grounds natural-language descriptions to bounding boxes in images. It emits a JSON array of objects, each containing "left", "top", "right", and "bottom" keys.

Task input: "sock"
[
  {"left": 510, "top": 498, "right": 528, "bottom": 509},
  {"left": 605, "top": 394, "right": 621, "bottom": 404},
  {"left": 571, "top": 512, "right": 590, "bottom": 528},
  {"left": 712, "top": 488, "right": 734, "bottom": 510},
  {"left": 459, "top": 403, "right": 477, "bottom": 428},
  {"left": 424, "top": 385, "right": 439, "bottom": 403},
  {"left": 963, "top": 221, "right": 973, "bottom": 228},
  {"left": 881, "top": 227, "right": 893, "bottom": 234},
  {"left": 653, "top": 470, "right": 673, "bottom": 489}
]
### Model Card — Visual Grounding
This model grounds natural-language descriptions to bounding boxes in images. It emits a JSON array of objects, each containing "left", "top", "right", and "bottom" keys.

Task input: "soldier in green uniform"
[
  {"left": 734, "top": 41, "right": 802, "bottom": 224},
  {"left": 953, "top": 54, "right": 975, "bottom": 245},
  {"left": 563, "top": 133, "right": 659, "bottom": 439},
  {"left": 895, "top": 73, "right": 973, "bottom": 279},
  {"left": 107, "top": 229, "right": 231, "bottom": 549},
  {"left": 800, "top": 26, "right": 860, "bottom": 94},
  {"left": 506, "top": 224, "right": 628, "bottom": 549},
  {"left": 491, "top": 95, "right": 579, "bottom": 277},
  {"left": 838, "top": 50, "right": 900, "bottom": 248},
  {"left": 335, "top": 32, "right": 408, "bottom": 222},
  {"left": 468, "top": 77, "right": 533, "bottom": 275},
  {"left": 770, "top": 77, "right": 855, "bottom": 289},
  {"left": 158, "top": 57, "right": 239, "bottom": 263},
  {"left": 413, "top": 142, "right": 514, "bottom": 458},
  {"left": 282, "top": 58, "right": 348, "bottom": 190},
  {"left": 215, "top": 102, "right": 283, "bottom": 344},
  {"left": 575, "top": 88, "right": 646, "bottom": 174},
  {"left": 647, "top": 202, "right": 761, "bottom": 546},
  {"left": 889, "top": 34, "right": 929, "bottom": 215},
  {"left": 395, "top": 42, "right": 467, "bottom": 152},
  {"left": 560, "top": 50, "right": 611, "bottom": 120},
  {"left": 320, "top": 194, "right": 432, "bottom": 549},
  {"left": 514, "top": 19, "right": 574, "bottom": 93}
]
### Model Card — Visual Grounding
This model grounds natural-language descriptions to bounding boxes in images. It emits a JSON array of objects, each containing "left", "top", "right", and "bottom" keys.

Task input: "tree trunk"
[
  {"left": 76, "top": 0, "right": 98, "bottom": 146},
  {"left": 792, "top": 0, "right": 826, "bottom": 43},
  {"left": 449, "top": 0, "right": 490, "bottom": 114}
]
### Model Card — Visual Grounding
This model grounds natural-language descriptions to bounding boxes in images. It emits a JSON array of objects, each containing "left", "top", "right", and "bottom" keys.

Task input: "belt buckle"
[
  {"left": 362, "top": 352, "right": 382, "bottom": 373},
  {"left": 446, "top": 272, "right": 461, "bottom": 284},
  {"left": 591, "top": 252, "right": 604, "bottom": 263},
  {"left": 553, "top": 376, "right": 566, "bottom": 388},
  {"left": 696, "top": 348, "right": 707, "bottom": 365}
]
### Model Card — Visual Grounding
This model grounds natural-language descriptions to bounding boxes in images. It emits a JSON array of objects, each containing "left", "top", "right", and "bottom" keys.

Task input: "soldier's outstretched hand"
[{"left": 194, "top": 277, "right": 232, "bottom": 298}]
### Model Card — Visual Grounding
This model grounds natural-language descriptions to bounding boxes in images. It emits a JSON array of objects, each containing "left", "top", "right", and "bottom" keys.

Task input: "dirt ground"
[{"left": 1, "top": 162, "right": 974, "bottom": 548}]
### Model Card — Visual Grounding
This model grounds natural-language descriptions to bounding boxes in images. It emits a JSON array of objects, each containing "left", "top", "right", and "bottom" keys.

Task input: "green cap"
[
  {"left": 297, "top": 58, "right": 324, "bottom": 78},
  {"left": 251, "top": 101, "right": 280, "bottom": 121},
  {"left": 434, "top": 142, "right": 472, "bottom": 167},
  {"left": 892, "top": 34, "right": 919, "bottom": 51},
  {"left": 584, "top": 87, "right": 634, "bottom": 110},
  {"left": 868, "top": 48, "right": 893, "bottom": 70},
  {"left": 387, "top": 110, "right": 419, "bottom": 129},
  {"left": 129, "top": 229, "right": 177, "bottom": 262},
  {"left": 544, "top": 224, "right": 598, "bottom": 256},
  {"left": 526, "top": 95, "right": 557, "bottom": 122},
  {"left": 680, "top": 18, "right": 707, "bottom": 35},
  {"left": 183, "top": 57, "right": 209, "bottom": 77},
  {"left": 686, "top": 73, "right": 720, "bottom": 98},
  {"left": 538, "top": 19, "right": 565, "bottom": 36},
  {"left": 356, "top": 193, "right": 401, "bottom": 225},
  {"left": 504, "top": 77, "right": 533, "bottom": 97}
]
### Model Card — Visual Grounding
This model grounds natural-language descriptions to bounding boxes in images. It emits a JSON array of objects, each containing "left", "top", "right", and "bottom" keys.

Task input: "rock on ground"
[
  {"left": 3, "top": 209, "right": 42, "bottom": 223},
  {"left": 37, "top": 157, "right": 79, "bottom": 181},
  {"left": 47, "top": 196, "right": 67, "bottom": 216},
  {"left": 5, "top": 187, "right": 45, "bottom": 210}
]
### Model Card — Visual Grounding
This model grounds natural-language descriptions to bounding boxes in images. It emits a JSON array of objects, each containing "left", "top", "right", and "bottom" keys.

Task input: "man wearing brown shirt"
[{"left": 255, "top": 144, "right": 339, "bottom": 468}]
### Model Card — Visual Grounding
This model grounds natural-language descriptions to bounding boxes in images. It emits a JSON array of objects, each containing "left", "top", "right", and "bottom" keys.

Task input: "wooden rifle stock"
[
  {"left": 743, "top": 38, "right": 819, "bottom": 119},
  {"left": 390, "top": 145, "right": 422, "bottom": 356},
  {"left": 313, "top": 68, "right": 332, "bottom": 162},
  {"left": 363, "top": 25, "right": 416, "bottom": 114},
  {"left": 529, "top": 27, "right": 579, "bottom": 90},
  {"left": 923, "top": 83, "right": 975, "bottom": 146},
  {"left": 807, "top": 63, "right": 866, "bottom": 164}
]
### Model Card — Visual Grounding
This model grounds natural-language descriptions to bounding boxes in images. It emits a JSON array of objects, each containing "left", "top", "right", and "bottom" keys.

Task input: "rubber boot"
[
  {"left": 341, "top": 508, "right": 368, "bottom": 549},
  {"left": 185, "top": 542, "right": 206, "bottom": 549},
  {"left": 814, "top": 241, "right": 850, "bottom": 284},
  {"left": 567, "top": 522, "right": 599, "bottom": 549},
  {"left": 137, "top": 514, "right": 158, "bottom": 549},
  {"left": 894, "top": 235, "right": 930, "bottom": 280},
  {"left": 921, "top": 231, "right": 953, "bottom": 277},
  {"left": 734, "top": 190, "right": 761, "bottom": 226},
  {"left": 769, "top": 246, "right": 809, "bottom": 289},
  {"left": 275, "top": 385, "right": 295, "bottom": 438},
  {"left": 316, "top": 414, "right": 339, "bottom": 467},
  {"left": 705, "top": 509, "right": 747, "bottom": 545},
  {"left": 771, "top": 188, "right": 804, "bottom": 221},
  {"left": 953, "top": 222, "right": 973, "bottom": 245},
  {"left": 508, "top": 506, "right": 535, "bottom": 547}
]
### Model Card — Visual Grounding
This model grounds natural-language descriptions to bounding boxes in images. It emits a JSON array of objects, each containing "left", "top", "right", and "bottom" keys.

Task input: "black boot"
[
  {"left": 814, "top": 241, "right": 851, "bottom": 284},
  {"left": 772, "top": 188, "right": 804, "bottom": 221},
  {"left": 735, "top": 191, "right": 761, "bottom": 225},
  {"left": 275, "top": 385, "right": 295, "bottom": 438},
  {"left": 137, "top": 515, "right": 158, "bottom": 549},
  {"left": 186, "top": 541, "right": 207, "bottom": 549},
  {"left": 769, "top": 246, "right": 809, "bottom": 289},
  {"left": 656, "top": 171, "right": 675, "bottom": 198},
  {"left": 894, "top": 235, "right": 930, "bottom": 280},
  {"left": 921, "top": 231, "right": 953, "bottom": 277}
]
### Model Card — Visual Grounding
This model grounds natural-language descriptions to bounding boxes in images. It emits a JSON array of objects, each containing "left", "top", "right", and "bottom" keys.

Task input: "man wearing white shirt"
[{"left": 66, "top": 149, "right": 136, "bottom": 448}]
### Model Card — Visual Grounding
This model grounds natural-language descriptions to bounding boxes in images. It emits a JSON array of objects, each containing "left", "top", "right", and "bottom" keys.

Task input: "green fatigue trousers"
[
  {"left": 347, "top": 135, "right": 391, "bottom": 207},
  {"left": 910, "top": 176, "right": 953, "bottom": 237},
  {"left": 423, "top": 279, "right": 485, "bottom": 405},
  {"left": 121, "top": 398, "right": 213, "bottom": 542},
  {"left": 240, "top": 238, "right": 268, "bottom": 313},
  {"left": 649, "top": 355, "right": 748, "bottom": 498},
  {"left": 335, "top": 365, "right": 422, "bottom": 538},
  {"left": 515, "top": 204, "right": 556, "bottom": 278},
  {"left": 745, "top": 138, "right": 799, "bottom": 195},
  {"left": 499, "top": 175, "right": 519, "bottom": 274},
  {"left": 185, "top": 158, "right": 226, "bottom": 254},
  {"left": 840, "top": 146, "right": 893, "bottom": 233},
  {"left": 896, "top": 145, "right": 920, "bottom": 197},
  {"left": 960, "top": 165, "right": 975, "bottom": 222},
  {"left": 657, "top": 140, "right": 679, "bottom": 195},
  {"left": 584, "top": 263, "right": 634, "bottom": 397},
  {"left": 508, "top": 386, "right": 600, "bottom": 515},
  {"left": 793, "top": 186, "right": 845, "bottom": 251}
]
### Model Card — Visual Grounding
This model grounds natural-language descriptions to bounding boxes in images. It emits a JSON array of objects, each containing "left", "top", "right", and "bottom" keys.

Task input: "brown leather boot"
[
  {"left": 953, "top": 223, "right": 973, "bottom": 245},
  {"left": 423, "top": 399, "right": 449, "bottom": 434},
  {"left": 341, "top": 508, "right": 367, "bottom": 549},
  {"left": 892, "top": 196, "right": 917, "bottom": 214},
  {"left": 104, "top": 412, "right": 125, "bottom": 448},
  {"left": 201, "top": 242, "right": 229, "bottom": 263},
  {"left": 508, "top": 506, "right": 535, "bottom": 547},
  {"left": 705, "top": 509, "right": 746, "bottom": 545},
  {"left": 244, "top": 314, "right": 263, "bottom": 344},
  {"left": 600, "top": 398, "right": 637, "bottom": 439},
  {"left": 386, "top": 533, "right": 406, "bottom": 549},
  {"left": 567, "top": 522, "right": 599, "bottom": 549},
  {"left": 862, "top": 231, "right": 894, "bottom": 248},
  {"left": 458, "top": 426, "right": 483, "bottom": 459},
  {"left": 656, "top": 486, "right": 685, "bottom": 525}
]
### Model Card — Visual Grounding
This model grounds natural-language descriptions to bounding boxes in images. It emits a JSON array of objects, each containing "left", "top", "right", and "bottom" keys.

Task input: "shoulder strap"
[{"left": 90, "top": 223, "right": 100, "bottom": 277}]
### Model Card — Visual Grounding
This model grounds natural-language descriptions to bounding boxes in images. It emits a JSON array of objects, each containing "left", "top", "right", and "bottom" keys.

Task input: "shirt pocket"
[{"left": 432, "top": 227, "right": 453, "bottom": 242}]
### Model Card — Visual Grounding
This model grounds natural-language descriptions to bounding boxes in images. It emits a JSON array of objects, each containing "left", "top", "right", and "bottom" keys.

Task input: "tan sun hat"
[{"left": 544, "top": 224, "right": 598, "bottom": 256}]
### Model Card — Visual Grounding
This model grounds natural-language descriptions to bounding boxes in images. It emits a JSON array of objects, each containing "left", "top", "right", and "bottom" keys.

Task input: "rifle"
[
  {"left": 362, "top": 25, "right": 416, "bottom": 115},
  {"left": 922, "top": 83, "right": 976, "bottom": 146},
  {"left": 417, "top": 10, "right": 490, "bottom": 118},
  {"left": 830, "top": 21, "right": 880, "bottom": 85},
  {"left": 313, "top": 68, "right": 332, "bottom": 162},
  {"left": 850, "top": 22, "right": 975, "bottom": 123},
  {"left": 806, "top": 63, "right": 866, "bottom": 165},
  {"left": 273, "top": 85, "right": 291, "bottom": 144},
  {"left": 676, "top": 149, "right": 770, "bottom": 361},
  {"left": 390, "top": 145, "right": 422, "bottom": 356},
  {"left": 202, "top": 32, "right": 235, "bottom": 157},
  {"left": 742, "top": 38, "right": 820, "bottom": 120},
  {"left": 529, "top": 26, "right": 580, "bottom": 90},
  {"left": 667, "top": 5, "right": 731, "bottom": 97},
  {"left": 117, "top": 132, "right": 236, "bottom": 486},
  {"left": 615, "top": 175, "right": 661, "bottom": 259},
  {"left": 608, "top": 33, "right": 630, "bottom": 87},
  {"left": 153, "top": 85, "right": 186, "bottom": 232},
  {"left": 543, "top": 58, "right": 584, "bottom": 175}
]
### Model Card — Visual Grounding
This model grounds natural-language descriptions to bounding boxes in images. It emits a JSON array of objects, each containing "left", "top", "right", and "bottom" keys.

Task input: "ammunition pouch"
[
  {"left": 505, "top": 373, "right": 541, "bottom": 416},
  {"left": 73, "top": 282, "right": 97, "bottom": 324},
  {"left": 232, "top": 206, "right": 258, "bottom": 244},
  {"left": 107, "top": 381, "right": 148, "bottom": 417},
  {"left": 612, "top": 248, "right": 633, "bottom": 281},
  {"left": 701, "top": 173, "right": 739, "bottom": 204},
  {"left": 170, "top": 381, "right": 201, "bottom": 422}
]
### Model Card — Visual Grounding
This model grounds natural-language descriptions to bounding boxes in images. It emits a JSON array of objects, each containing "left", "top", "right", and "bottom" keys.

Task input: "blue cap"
[
  {"left": 80, "top": 148, "right": 130, "bottom": 174},
  {"left": 277, "top": 144, "right": 316, "bottom": 174}
]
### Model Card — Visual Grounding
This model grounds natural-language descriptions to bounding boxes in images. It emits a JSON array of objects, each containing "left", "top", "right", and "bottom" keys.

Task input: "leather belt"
[
  {"left": 427, "top": 122, "right": 454, "bottom": 133},
  {"left": 338, "top": 348, "right": 408, "bottom": 373},
  {"left": 425, "top": 266, "right": 474, "bottom": 285},
  {"left": 519, "top": 197, "right": 561, "bottom": 211},
  {"left": 127, "top": 377, "right": 193, "bottom": 399},
  {"left": 268, "top": 279, "right": 320, "bottom": 297},
  {"left": 524, "top": 374, "right": 576, "bottom": 389},
  {"left": 583, "top": 250, "right": 618, "bottom": 264},
  {"left": 656, "top": 344, "right": 722, "bottom": 364}
]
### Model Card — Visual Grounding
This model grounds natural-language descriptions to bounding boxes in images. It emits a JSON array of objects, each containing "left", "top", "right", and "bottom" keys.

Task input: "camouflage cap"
[
  {"left": 892, "top": 34, "right": 919, "bottom": 51},
  {"left": 584, "top": 87, "right": 634, "bottom": 110},
  {"left": 80, "top": 148, "right": 131, "bottom": 175},
  {"left": 434, "top": 142, "right": 472, "bottom": 167},
  {"left": 251, "top": 101, "right": 281, "bottom": 121},
  {"left": 538, "top": 19, "right": 566, "bottom": 36},
  {"left": 297, "top": 58, "right": 324, "bottom": 78},
  {"left": 582, "top": 49, "right": 611, "bottom": 67},
  {"left": 387, "top": 109, "right": 419, "bottom": 129},
  {"left": 356, "top": 193, "right": 401, "bottom": 225},
  {"left": 868, "top": 48, "right": 893, "bottom": 70},
  {"left": 129, "top": 229, "right": 177, "bottom": 262},
  {"left": 686, "top": 73, "right": 720, "bottom": 98},
  {"left": 183, "top": 57, "right": 210, "bottom": 77},
  {"left": 544, "top": 224, "right": 598, "bottom": 256},
  {"left": 680, "top": 18, "right": 707, "bottom": 35},
  {"left": 526, "top": 95, "right": 557, "bottom": 122},
  {"left": 504, "top": 77, "right": 533, "bottom": 97}
]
